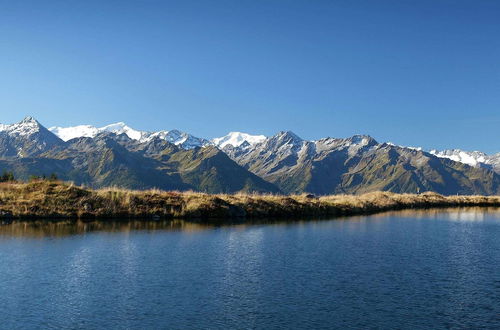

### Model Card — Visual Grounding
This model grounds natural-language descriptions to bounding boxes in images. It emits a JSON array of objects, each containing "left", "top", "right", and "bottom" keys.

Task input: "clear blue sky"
[{"left": 0, "top": 0, "right": 499, "bottom": 153}]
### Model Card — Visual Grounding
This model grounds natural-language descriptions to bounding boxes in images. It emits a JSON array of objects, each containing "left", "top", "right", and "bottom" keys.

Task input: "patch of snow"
[
  {"left": 430, "top": 149, "right": 487, "bottom": 167},
  {"left": 100, "top": 122, "right": 149, "bottom": 141},
  {"left": 346, "top": 136, "right": 373, "bottom": 157},
  {"left": 387, "top": 142, "right": 422, "bottom": 151},
  {"left": 48, "top": 121, "right": 209, "bottom": 149},
  {"left": 49, "top": 125, "right": 100, "bottom": 141},
  {"left": 212, "top": 132, "right": 266, "bottom": 148},
  {"left": 149, "top": 130, "right": 212, "bottom": 149},
  {"left": 350, "top": 135, "right": 371, "bottom": 146}
]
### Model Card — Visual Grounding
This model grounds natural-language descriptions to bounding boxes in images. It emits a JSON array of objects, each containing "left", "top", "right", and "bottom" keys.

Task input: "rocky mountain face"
[
  {"left": 1, "top": 117, "right": 499, "bottom": 195},
  {"left": 223, "top": 132, "right": 500, "bottom": 195},
  {"left": 0, "top": 117, "right": 63, "bottom": 157},
  {"left": 0, "top": 118, "right": 279, "bottom": 193}
]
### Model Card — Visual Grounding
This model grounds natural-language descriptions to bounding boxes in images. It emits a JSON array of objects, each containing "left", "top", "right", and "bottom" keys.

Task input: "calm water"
[{"left": 0, "top": 208, "right": 499, "bottom": 329}]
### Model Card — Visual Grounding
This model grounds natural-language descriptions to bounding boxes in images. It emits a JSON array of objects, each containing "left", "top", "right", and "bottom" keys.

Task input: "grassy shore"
[{"left": 0, "top": 181, "right": 499, "bottom": 221}]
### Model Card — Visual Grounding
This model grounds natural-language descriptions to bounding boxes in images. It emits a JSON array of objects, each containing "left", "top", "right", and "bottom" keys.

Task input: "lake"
[{"left": 0, "top": 208, "right": 499, "bottom": 329}]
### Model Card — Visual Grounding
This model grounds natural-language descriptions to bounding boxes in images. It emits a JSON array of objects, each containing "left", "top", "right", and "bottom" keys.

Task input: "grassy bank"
[{"left": 0, "top": 181, "right": 499, "bottom": 221}]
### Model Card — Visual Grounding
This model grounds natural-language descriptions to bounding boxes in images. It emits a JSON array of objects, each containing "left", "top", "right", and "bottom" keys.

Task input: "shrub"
[{"left": 0, "top": 171, "right": 15, "bottom": 182}]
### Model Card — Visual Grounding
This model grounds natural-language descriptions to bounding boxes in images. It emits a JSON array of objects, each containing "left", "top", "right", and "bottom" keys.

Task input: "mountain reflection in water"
[{"left": 0, "top": 207, "right": 498, "bottom": 238}]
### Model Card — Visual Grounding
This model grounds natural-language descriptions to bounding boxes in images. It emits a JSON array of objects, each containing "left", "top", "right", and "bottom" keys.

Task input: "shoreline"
[{"left": 0, "top": 181, "right": 499, "bottom": 222}]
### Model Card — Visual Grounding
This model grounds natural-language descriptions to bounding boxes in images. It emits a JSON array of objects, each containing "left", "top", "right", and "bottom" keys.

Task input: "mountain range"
[{"left": 0, "top": 117, "right": 498, "bottom": 195}]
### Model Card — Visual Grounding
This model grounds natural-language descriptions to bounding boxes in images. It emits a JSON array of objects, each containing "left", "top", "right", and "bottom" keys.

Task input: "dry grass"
[{"left": 0, "top": 181, "right": 499, "bottom": 220}]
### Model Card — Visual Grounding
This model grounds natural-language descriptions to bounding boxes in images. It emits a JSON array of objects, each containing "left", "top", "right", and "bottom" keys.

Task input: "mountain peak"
[
  {"left": 274, "top": 131, "right": 303, "bottom": 144},
  {"left": 276, "top": 131, "right": 302, "bottom": 141},
  {"left": 2, "top": 116, "right": 47, "bottom": 137},
  {"left": 0, "top": 117, "right": 62, "bottom": 158},
  {"left": 348, "top": 134, "right": 377, "bottom": 146},
  {"left": 104, "top": 122, "right": 127, "bottom": 128},
  {"left": 100, "top": 122, "right": 147, "bottom": 141},
  {"left": 21, "top": 116, "right": 38, "bottom": 124}
]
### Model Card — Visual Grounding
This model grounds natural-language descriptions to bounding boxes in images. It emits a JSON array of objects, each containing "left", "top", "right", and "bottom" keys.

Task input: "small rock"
[
  {"left": 0, "top": 210, "right": 13, "bottom": 225},
  {"left": 83, "top": 203, "right": 92, "bottom": 212},
  {"left": 0, "top": 210, "right": 13, "bottom": 218}
]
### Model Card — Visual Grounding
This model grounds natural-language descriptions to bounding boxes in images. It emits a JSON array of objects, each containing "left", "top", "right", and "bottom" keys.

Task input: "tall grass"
[{"left": 0, "top": 181, "right": 498, "bottom": 220}]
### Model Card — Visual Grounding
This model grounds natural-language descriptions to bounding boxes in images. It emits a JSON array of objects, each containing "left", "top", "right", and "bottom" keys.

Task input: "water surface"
[{"left": 0, "top": 208, "right": 499, "bottom": 329}]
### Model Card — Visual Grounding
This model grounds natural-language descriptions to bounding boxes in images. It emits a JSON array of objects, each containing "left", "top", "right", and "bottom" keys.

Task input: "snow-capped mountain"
[
  {"left": 314, "top": 134, "right": 378, "bottom": 157},
  {"left": 222, "top": 131, "right": 500, "bottom": 195},
  {"left": 212, "top": 132, "right": 266, "bottom": 148},
  {"left": 0, "top": 117, "right": 277, "bottom": 193},
  {"left": 0, "top": 116, "right": 50, "bottom": 137},
  {"left": 224, "top": 131, "right": 378, "bottom": 183},
  {"left": 430, "top": 149, "right": 500, "bottom": 173},
  {"left": 148, "top": 129, "right": 212, "bottom": 149},
  {"left": 49, "top": 122, "right": 146, "bottom": 142},
  {"left": 1, "top": 116, "right": 499, "bottom": 195},
  {"left": 0, "top": 117, "right": 63, "bottom": 157},
  {"left": 49, "top": 122, "right": 211, "bottom": 149}
]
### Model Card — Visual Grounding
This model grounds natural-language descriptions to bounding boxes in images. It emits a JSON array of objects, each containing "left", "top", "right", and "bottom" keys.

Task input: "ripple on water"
[{"left": 0, "top": 208, "right": 499, "bottom": 329}]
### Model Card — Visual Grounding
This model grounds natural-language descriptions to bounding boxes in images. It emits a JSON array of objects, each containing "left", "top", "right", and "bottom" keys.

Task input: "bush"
[
  {"left": 0, "top": 171, "right": 15, "bottom": 182},
  {"left": 29, "top": 175, "right": 41, "bottom": 182}
]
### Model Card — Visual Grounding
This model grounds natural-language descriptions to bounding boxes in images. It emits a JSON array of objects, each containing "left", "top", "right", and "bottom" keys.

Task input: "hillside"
[
  {"left": 0, "top": 118, "right": 280, "bottom": 194},
  {"left": 224, "top": 132, "right": 500, "bottom": 195}
]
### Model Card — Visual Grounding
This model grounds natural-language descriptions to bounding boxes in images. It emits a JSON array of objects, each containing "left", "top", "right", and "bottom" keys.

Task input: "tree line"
[{"left": 0, "top": 171, "right": 59, "bottom": 183}]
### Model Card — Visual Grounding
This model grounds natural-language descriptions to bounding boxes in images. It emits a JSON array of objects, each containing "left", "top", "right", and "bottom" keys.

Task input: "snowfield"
[{"left": 212, "top": 132, "right": 266, "bottom": 148}]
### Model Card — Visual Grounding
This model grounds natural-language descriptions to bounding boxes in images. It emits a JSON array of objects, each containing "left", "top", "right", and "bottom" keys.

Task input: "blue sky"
[{"left": 0, "top": 0, "right": 499, "bottom": 153}]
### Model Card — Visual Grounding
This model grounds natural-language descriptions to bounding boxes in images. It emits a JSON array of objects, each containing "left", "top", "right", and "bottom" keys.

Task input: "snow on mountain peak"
[
  {"left": 0, "top": 116, "right": 44, "bottom": 137},
  {"left": 212, "top": 132, "right": 266, "bottom": 148},
  {"left": 100, "top": 122, "right": 149, "bottom": 141},
  {"left": 348, "top": 135, "right": 377, "bottom": 146},
  {"left": 430, "top": 149, "right": 488, "bottom": 167},
  {"left": 21, "top": 116, "right": 37, "bottom": 123},
  {"left": 49, "top": 122, "right": 150, "bottom": 142},
  {"left": 48, "top": 122, "right": 209, "bottom": 149},
  {"left": 49, "top": 125, "right": 100, "bottom": 141},
  {"left": 14, "top": 117, "right": 498, "bottom": 172},
  {"left": 148, "top": 129, "right": 211, "bottom": 149},
  {"left": 277, "top": 130, "right": 301, "bottom": 139},
  {"left": 386, "top": 142, "right": 422, "bottom": 151}
]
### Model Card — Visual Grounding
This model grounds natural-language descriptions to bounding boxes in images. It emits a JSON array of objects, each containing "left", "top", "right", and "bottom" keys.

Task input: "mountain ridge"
[{"left": 1, "top": 117, "right": 498, "bottom": 195}]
